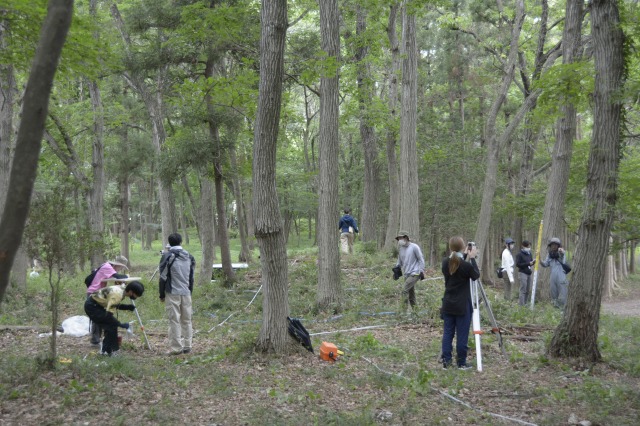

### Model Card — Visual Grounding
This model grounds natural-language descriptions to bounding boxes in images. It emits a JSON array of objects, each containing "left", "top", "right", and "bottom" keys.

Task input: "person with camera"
[
  {"left": 440, "top": 237, "right": 480, "bottom": 369},
  {"left": 515, "top": 240, "right": 535, "bottom": 306},
  {"left": 501, "top": 238, "right": 516, "bottom": 301},
  {"left": 394, "top": 231, "right": 425, "bottom": 315},
  {"left": 541, "top": 237, "right": 569, "bottom": 308}
]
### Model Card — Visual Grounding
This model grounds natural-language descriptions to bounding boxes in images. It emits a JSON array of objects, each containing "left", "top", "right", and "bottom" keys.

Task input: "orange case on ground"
[{"left": 320, "top": 341, "right": 339, "bottom": 361}]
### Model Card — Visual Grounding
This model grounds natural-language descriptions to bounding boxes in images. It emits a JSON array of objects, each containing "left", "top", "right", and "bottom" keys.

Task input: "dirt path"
[{"left": 601, "top": 282, "right": 640, "bottom": 317}]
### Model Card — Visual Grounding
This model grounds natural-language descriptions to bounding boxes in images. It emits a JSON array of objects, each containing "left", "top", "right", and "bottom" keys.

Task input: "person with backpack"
[
  {"left": 85, "top": 255, "right": 129, "bottom": 345},
  {"left": 501, "top": 238, "right": 516, "bottom": 301},
  {"left": 84, "top": 281, "right": 144, "bottom": 356},
  {"left": 159, "top": 233, "right": 196, "bottom": 355},
  {"left": 541, "top": 237, "right": 570, "bottom": 309},
  {"left": 338, "top": 208, "right": 359, "bottom": 254}
]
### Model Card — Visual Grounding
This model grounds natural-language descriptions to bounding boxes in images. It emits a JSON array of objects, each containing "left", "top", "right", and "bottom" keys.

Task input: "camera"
[{"left": 468, "top": 241, "right": 476, "bottom": 250}]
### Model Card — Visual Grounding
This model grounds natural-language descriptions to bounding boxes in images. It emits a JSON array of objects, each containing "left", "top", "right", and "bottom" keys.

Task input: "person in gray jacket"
[
  {"left": 159, "top": 233, "right": 196, "bottom": 355},
  {"left": 540, "top": 237, "right": 569, "bottom": 308},
  {"left": 394, "top": 231, "right": 425, "bottom": 314}
]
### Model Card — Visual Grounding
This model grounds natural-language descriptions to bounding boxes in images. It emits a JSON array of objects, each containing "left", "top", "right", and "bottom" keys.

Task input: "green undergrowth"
[{"left": 1, "top": 241, "right": 639, "bottom": 425}]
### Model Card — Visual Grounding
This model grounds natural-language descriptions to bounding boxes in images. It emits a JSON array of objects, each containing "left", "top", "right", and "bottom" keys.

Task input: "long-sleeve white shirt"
[{"left": 501, "top": 248, "right": 515, "bottom": 283}]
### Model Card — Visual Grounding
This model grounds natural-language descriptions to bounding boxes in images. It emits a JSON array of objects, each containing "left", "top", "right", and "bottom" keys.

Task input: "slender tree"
[
  {"left": 316, "top": 0, "right": 341, "bottom": 311},
  {"left": 0, "top": 0, "right": 73, "bottom": 302},
  {"left": 398, "top": 5, "right": 420, "bottom": 241},
  {"left": 548, "top": 0, "right": 625, "bottom": 360},
  {"left": 253, "top": 0, "right": 290, "bottom": 352}
]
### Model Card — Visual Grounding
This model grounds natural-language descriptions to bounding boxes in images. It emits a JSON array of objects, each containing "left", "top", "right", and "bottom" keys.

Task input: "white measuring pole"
[{"left": 470, "top": 279, "right": 483, "bottom": 372}]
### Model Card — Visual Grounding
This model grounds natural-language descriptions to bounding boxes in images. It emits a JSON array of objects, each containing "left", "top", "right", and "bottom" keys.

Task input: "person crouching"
[{"left": 84, "top": 281, "right": 144, "bottom": 356}]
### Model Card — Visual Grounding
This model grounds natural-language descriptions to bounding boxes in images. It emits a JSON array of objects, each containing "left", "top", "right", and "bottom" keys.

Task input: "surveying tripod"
[{"left": 470, "top": 278, "right": 507, "bottom": 371}]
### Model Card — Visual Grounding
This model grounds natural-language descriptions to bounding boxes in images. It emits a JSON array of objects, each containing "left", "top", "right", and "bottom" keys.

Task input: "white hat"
[{"left": 108, "top": 255, "right": 129, "bottom": 270}]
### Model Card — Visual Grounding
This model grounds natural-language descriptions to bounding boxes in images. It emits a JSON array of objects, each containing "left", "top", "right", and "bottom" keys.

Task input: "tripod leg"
[
  {"left": 131, "top": 300, "right": 152, "bottom": 350},
  {"left": 478, "top": 280, "right": 507, "bottom": 357}
]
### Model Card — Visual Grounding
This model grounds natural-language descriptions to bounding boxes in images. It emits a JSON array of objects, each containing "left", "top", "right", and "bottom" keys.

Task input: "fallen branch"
[
  {"left": 360, "top": 356, "right": 538, "bottom": 426},
  {"left": 309, "top": 324, "right": 388, "bottom": 336}
]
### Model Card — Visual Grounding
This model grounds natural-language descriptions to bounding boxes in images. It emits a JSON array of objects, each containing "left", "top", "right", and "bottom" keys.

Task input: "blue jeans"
[{"left": 441, "top": 301, "right": 472, "bottom": 367}]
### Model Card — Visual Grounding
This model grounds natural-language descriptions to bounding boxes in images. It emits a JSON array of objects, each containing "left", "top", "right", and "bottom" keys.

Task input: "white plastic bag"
[{"left": 60, "top": 315, "right": 91, "bottom": 337}]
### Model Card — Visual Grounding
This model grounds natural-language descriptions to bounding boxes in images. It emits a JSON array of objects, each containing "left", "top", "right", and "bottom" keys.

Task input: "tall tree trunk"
[
  {"left": 198, "top": 176, "right": 215, "bottom": 286},
  {"left": 88, "top": 79, "right": 106, "bottom": 267},
  {"left": 0, "top": 23, "right": 14, "bottom": 213},
  {"left": 540, "top": 0, "right": 584, "bottom": 297},
  {"left": 473, "top": 0, "right": 525, "bottom": 260},
  {"left": 316, "top": 0, "right": 341, "bottom": 311},
  {"left": 398, "top": 7, "right": 420, "bottom": 242},
  {"left": 0, "top": 0, "right": 73, "bottom": 303},
  {"left": 253, "top": 0, "right": 290, "bottom": 353},
  {"left": 548, "top": 0, "right": 624, "bottom": 360},
  {"left": 229, "top": 145, "right": 251, "bottom": 262},
  {"left": 205, "top": 54, "right": 235, "bottom": 285},
  {"left": 384, "top": 3, "right": 401, "bottom": 250},
  {"left": 119, "top": 125, "right": 130, "bottom": 262},
  {"left": 356, "top": 5, "right": 379, "bottom": 245},
  {"left": 110, "top": 3, "right": 176, "bottom": 244}
]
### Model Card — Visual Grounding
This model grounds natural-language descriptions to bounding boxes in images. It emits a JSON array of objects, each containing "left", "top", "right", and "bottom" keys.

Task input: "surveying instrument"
[{"left": 470, "top": 277, "right": 507, "bottom": 371}]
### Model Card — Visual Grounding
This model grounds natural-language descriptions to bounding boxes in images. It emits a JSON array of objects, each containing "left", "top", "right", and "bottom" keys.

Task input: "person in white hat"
[{"left": 85, "top": 255, "right": 129, "bottom": 345}]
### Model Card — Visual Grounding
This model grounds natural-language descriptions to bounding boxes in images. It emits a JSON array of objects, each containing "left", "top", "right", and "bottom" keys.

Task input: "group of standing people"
[
  {"left": 83, "top": 232, "right": 196, "bottom": 357},
  {"left": 501, "top": 236, "right": 570, "bottom": 308}
]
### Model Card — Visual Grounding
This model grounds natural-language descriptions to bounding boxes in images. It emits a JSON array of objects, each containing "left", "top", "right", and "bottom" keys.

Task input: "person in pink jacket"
[{"left": 86, "top": 255, "right": 129, "bottom": 345}]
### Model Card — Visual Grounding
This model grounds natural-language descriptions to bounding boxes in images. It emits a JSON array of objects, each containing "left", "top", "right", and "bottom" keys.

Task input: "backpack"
[
  {"left": 84, "top": 267, "right": 100, "bottom": 287},
  {"left": 287, "top": 317, "right": 313, "bottom": 352}
]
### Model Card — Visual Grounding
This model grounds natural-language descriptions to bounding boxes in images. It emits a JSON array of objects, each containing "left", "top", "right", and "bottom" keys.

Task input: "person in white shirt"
[{"left": 501, "top": 238, "right": 516, "bottom": 301}]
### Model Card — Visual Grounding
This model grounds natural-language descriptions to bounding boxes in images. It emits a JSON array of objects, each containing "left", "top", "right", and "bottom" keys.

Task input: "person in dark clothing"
[
  {"left": 338, "top": 208, "right": 359, "bottom": 254},
  {"left": 84, "top": 281, "right": 144, "bottom": 356},
  {"left": 440, "top": 236, "right": 480, "bottom": 369},
  {"left": 515, "top": 240, "right": 535, "bottom": 306}
]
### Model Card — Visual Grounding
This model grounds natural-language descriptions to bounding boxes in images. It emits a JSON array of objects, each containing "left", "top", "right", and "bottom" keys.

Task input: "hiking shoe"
[
  {"left": 458, "top": 365, "right": 472, "bottom": 370},
  {"left": 166, "top": 349, "right": 184, "bottom": 356},
  {"left": 182, "top": 348, "right": 191, "bottom": 354}
]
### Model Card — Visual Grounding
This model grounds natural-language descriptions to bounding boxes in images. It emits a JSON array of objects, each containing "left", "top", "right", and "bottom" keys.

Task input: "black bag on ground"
[
  {"left": 496, "top": 268, "right": 504, "bottom": 279},
  {"left": 287, "top": 317, "right": 313, "bottom": 352},
  {"left": 561, "top": 262, "right": 572, "bottom": 274}
]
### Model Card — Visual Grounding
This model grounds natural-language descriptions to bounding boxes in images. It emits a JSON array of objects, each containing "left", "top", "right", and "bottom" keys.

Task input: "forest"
[{"left": 0, "top": 0, "right": 639, "bottom": 424}]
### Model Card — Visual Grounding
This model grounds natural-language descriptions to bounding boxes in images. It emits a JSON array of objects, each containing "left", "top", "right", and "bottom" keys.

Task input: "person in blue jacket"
[{"left": 338, "top": 208, "right": 359, "bottom": 254}]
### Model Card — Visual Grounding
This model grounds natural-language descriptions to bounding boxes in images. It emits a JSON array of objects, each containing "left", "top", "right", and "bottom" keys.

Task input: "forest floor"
[{"left": 0, "top": 256, "right": 639, "bottom": 426}]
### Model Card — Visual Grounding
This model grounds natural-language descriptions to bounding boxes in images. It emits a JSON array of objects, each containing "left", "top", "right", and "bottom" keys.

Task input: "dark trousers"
[
  {"left": 441, "top": 301, "right": 472, "bottom": 367},
  {"left": 84, "top": 297, "right": 120, "bottom": 354}
]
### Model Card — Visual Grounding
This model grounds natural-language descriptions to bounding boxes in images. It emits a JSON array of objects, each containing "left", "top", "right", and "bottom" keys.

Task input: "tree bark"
[
  {"left": 0, "top": 21, "right": 14, "bottom": 213},
  {"left": 356, "top": 5, "right": 379, "bottom": 245},
  {"left": 253, "top": 0, "right": 290, "bottom": 353},
  {"left": 198, "top": 175, "right": 216, "bottom": 286},
  {"left": 0, "top": 0, "right": 73, "bottom": 303},
  {"left": 398, "top": 7, "right": 420, "bottom": 242},
  {"left": 384, "top": 3, "right": 401, "bottom": 250},
  {"left": 473, "top": 0, "right": 525, "bottom": 260},
  {"left": 229, "top": 144, "right": 251, "bottom": 262},
  {"left": 548, "top": 0, "right": 625, "bottom": 361},
  {"left": 540, "top": 0, "right": 584, "bottom": 297},
  {"left": 316, "top": 0, "right": 341, "bottom": 311}
]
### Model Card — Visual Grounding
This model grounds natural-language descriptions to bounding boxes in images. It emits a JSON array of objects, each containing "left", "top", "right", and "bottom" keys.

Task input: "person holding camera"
[
  {"left": 440, "top": 236, "right": 480, "bottom": 369},
  {"left": 501, "top": 238, "right": 516, "bottom": 301},
  {"left": 515, "top": 240, "right": 535, "bottom": 306},
  {"left": 541, "top": 237, "right": 569, "bottom": 308},
  {"left": 394, "top": 231, "right": 425, "bottom": 314}
]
